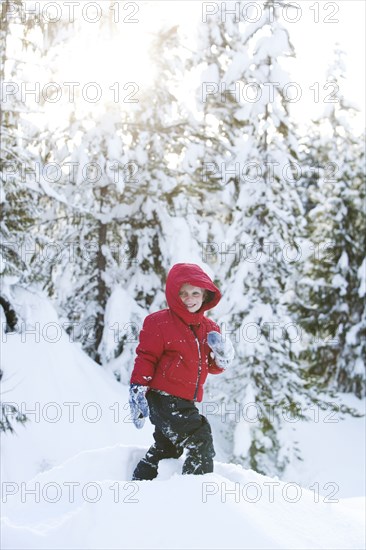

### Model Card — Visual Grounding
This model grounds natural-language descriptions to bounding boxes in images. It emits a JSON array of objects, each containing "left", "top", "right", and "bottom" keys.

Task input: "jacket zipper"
[{"left": 190, "top": 326, "right": 202, "bottom": 401}]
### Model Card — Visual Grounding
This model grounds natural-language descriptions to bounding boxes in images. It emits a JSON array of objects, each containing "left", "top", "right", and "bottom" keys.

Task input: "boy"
[{"left": 129, "top": 263, "right": 234, "bottom": 480}]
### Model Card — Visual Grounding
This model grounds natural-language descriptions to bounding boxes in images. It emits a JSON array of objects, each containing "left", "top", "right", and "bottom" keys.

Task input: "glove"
[
  {"left": 129, "top": 384, "right": 149, "bottom": 429},
  {"left": 207, "top": 331, "right": 235, "bottom": 370}
]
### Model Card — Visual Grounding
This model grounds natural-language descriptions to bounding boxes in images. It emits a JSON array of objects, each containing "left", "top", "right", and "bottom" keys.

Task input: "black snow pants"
[{"left": 132, "top": 389, "right": 215, "bottom": 480}]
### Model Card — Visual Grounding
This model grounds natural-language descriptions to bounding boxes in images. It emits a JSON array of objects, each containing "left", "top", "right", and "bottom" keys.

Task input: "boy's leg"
[
  {"left": 132, "top": 427, "right": 183, "bottom": 481},
  {"left": 147, "top": 390, "right": 215, "bottom": 476},
  {"left": 181, "top": 415, "right": 214, "bottom": 475}
]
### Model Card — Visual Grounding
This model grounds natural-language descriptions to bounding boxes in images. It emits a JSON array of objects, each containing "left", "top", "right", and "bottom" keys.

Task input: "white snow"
[
  {"left": 98, "top": 286, "right": 146, "bottom": 368},
  {"left": 223, "top": 51, "right": 250, "bottom": 85},
  {"left": 2, "top": 448, "right": 365, "bottom": 550},
  {"left": 1, "top": 292, "right": 365, "bottom": 549},
  {"left": 358, "top": 258, "right": 366, "bottom": 297},
  {"left": 200, "top": 63, "right": 220, "bottom": 85},
  {"left": 281, "top": 394, "right": 366, "bottom": 499}
]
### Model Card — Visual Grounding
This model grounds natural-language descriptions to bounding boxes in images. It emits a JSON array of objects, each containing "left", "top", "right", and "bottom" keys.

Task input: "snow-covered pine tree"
[
  {"left": 0, "top": 0, "right": 41, "bottom": 286},
  {"left": 1, "top": 1, "right": 92, "bottom": 304},
  {"left": 204, "top": 0, "right": 316, "bottom": 476},
  {"left": 168, "top": 2, "right": 267, "bottom": 309},
  {"left": 41, "top": 105, "right": 129, "bottom": 364},
  {"left": 181, "top": 4, "right": 255, "bottom": 251},
  {"left": 25, "top": 0, "right": 85, "bottom": 283},
  {"left": 290, "top": 48, "right": 366, "bottom": 398},
  {"left": 182, "top": 17, "right": 231, "bottom": 213},
  {"left": 0, "top": 0, "right": 44, "bottom": 433}
]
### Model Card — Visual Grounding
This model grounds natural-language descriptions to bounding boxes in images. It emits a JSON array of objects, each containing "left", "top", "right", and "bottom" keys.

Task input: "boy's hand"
[
  {"left": 207, "top": 331, "right": 235, "bottom": 370},
  {"left": 129, "top": 384, "right": 149, "bottom": 429}
]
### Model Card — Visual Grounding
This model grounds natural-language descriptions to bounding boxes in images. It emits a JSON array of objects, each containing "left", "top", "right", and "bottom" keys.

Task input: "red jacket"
[{"left": 130, "top": 263, "right": 225, "bottom": 402}]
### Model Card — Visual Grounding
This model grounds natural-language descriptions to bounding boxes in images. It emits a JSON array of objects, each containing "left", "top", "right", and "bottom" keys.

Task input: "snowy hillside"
[
  {"left": 1, "top": 291, "right": 365, "bottom": 549},
  {"left": 2, "top": 446, "right": 365, "bottom": 550}
]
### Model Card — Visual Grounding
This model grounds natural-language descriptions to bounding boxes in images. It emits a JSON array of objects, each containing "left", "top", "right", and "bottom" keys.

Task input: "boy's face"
[{"left": 179, "top": 284, "right": 206, "bottom": 313}]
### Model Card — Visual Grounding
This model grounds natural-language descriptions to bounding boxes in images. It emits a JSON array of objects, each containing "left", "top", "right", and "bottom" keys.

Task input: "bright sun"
[
  {"left": 53, "top": 1, "right": 199, "bottom": 107},
  {"left": 59, "top": 19, "right": 156, "bottom": 104},
  {"left": 34, "top": 0, "right": 363, "bottom": 131},
  {"left": 42, "top": 2, "right": 174, "bottom": 122}
]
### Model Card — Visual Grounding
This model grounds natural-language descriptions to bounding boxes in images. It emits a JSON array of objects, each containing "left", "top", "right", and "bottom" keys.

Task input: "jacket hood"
[{"left": 165, "top": 263, "right": 221, "bottom": 325}]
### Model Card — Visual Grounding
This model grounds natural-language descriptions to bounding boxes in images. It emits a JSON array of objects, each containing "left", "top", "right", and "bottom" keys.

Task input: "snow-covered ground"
[
  {"left": 1, "top": 290, "right": 365, "bottom": 549},
  {"left": 2, "top": 446, "right": 365, "bottom": 550}
]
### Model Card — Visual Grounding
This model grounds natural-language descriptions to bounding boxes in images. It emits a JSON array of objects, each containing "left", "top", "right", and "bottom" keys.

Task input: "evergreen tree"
[
  {"left": 42, "top": 106, "right": 128, "bottom": 363},
  {"left": 184, "top": 5, "right": 256, "bottom": 238},
  {"left": 0, "top": 0, "right": 41, "bottom": 285},
  {"left": 0, "top": 1, "right": 40, "bottom": 433},
  {"left": 291, "top": 48, "right": 366, "bottom": 398},
  {"left": 203, "top": 0, "right": 316, "bottom": 476}
]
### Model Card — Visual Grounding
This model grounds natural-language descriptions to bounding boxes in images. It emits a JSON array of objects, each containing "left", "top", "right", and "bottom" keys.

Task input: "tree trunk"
[
  {"left": 0, "top": 296, "right": 18, "bottom": 332},
  {"left": 94, "top": 220, "right": 107, "bottom": 364}
]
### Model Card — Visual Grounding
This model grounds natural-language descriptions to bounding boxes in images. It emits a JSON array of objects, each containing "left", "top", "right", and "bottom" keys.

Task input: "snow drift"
[
  {"left": 0, "top": 289, "right": 365, "bottom": 549},
  {"left": 2, "top": 445, "right": 365, "bottom": 550}
]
